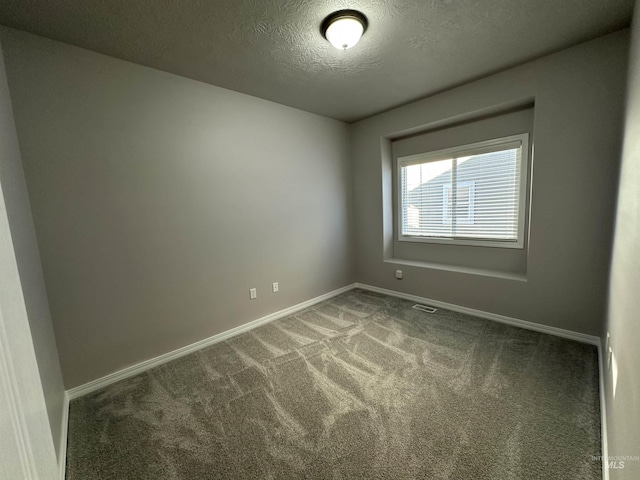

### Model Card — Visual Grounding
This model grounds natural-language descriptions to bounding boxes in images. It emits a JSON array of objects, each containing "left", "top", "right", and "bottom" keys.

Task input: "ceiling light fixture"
[{"left": 321, "top": 10, "right": 368, "bottom": 50}]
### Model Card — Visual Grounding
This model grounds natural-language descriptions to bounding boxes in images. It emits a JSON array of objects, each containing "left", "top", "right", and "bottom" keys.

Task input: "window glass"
[{"left": 398, "top": 134, "right": 528, "bottom": 248}]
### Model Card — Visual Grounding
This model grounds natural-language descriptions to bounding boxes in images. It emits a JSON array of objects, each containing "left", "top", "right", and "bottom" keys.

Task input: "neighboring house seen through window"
[
  {"left": 398, "top": 134, "right": 529, "bottom": 248},
  {"left": 443, "top": 181, "right": 476, "bottom": 225}
]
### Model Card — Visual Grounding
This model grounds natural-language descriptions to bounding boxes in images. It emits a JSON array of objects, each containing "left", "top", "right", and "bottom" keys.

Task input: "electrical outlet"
[
  {"left": 250, "top": 288, "right": 257, "bottom": 300},
  {"left": 272, "top": 282, "right": 279, "bottom": 293},
  {"left": 395, "top": 270, "right": 403, "bottom": 280}
]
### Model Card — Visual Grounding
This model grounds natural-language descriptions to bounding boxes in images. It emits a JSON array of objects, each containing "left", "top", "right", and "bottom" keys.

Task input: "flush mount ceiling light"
[{"left": 321, "top": 9, "right": 368, "bottom": 50}]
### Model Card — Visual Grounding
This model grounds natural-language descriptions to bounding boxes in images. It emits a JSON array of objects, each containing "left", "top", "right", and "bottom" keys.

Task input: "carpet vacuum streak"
[{"left": 66, "top": 289, "right": 602, "bottom": 479}]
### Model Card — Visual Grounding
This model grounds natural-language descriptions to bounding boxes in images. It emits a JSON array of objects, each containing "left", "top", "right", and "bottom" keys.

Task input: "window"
[{"left": 398, "top": 134, "right": 529, "bottom": 248}]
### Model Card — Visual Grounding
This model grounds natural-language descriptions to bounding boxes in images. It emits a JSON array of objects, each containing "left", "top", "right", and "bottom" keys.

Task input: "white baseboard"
[
  {"left": 67, "top": 284, "right": 356, "bottom": 400},
  {"left": 59, "top": 391, "right": 69, "bottom": 480},
  {"left": 597, "top": 340, "right": 609, "bottom": 480},
  {"left": 355, "top": 283, "right": 600, "bottom": 345},
  {"left": 68, "top": 282, "right": 601, "bottom": 399}
]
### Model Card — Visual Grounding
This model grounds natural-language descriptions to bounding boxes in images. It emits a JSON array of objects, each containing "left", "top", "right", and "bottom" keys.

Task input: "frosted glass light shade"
[
  {"left": 326, "top": 17, "right": 364, "bottom": 50},
  {"left": 321, "top": 10, "right": 368, "bottom": 51}
]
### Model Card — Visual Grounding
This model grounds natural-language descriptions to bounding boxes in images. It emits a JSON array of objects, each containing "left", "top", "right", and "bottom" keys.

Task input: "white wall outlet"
[
  {"left": 250, "top": 288, "right": 257, "bottom": 300},
  {"left": 395, "top": 269, "right": 403, "bottom": 280},
  {"left": 272, "top": 282, "right": 279, "bottom": 293}
]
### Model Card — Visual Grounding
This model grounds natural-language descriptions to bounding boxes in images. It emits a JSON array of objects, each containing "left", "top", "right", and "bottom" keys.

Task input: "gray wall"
[
  {"left": 0, "top": 39, "right": 65, "bottom": 457},
  {"left": 351, "top": 31, "right": 628, "bottom": 336},
  {"left": 0, "top": 27, "right": 353, "bottom": 389},
  {"left": 604, "top": 0, "right": 640, "bottom": 477}
]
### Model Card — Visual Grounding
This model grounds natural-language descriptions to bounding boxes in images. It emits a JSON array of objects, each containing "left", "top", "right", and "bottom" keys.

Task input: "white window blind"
[{"left": 398, "top": 134, "right": 528, "bottom": 248}]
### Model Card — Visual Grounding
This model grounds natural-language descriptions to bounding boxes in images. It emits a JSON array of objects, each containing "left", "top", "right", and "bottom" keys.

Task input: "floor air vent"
[{"left": 412, "top": 304, "right": 438, "bottom": 314}]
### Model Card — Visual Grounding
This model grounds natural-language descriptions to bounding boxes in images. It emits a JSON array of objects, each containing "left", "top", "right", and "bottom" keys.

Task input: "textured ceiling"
[{"left": 0, "top": 0, "right": 634, "bottom": 122}]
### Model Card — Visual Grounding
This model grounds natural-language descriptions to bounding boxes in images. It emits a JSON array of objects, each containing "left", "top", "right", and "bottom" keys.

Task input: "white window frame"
[{"left": 396, "top": 133, "right": 529, "bottom": 249}]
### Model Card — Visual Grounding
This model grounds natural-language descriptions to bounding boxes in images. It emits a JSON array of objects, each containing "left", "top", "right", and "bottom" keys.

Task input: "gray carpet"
[{"left": 66, "top": 289, "right": 602, "bottom": 479}]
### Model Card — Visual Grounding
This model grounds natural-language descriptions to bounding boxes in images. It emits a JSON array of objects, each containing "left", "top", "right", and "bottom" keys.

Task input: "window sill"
[
  {"left": 398, "top": 235, "right": 524, "bottom": 249},
  {"left": 384, "top": 257, "right": 528, "bottom": 282}
]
